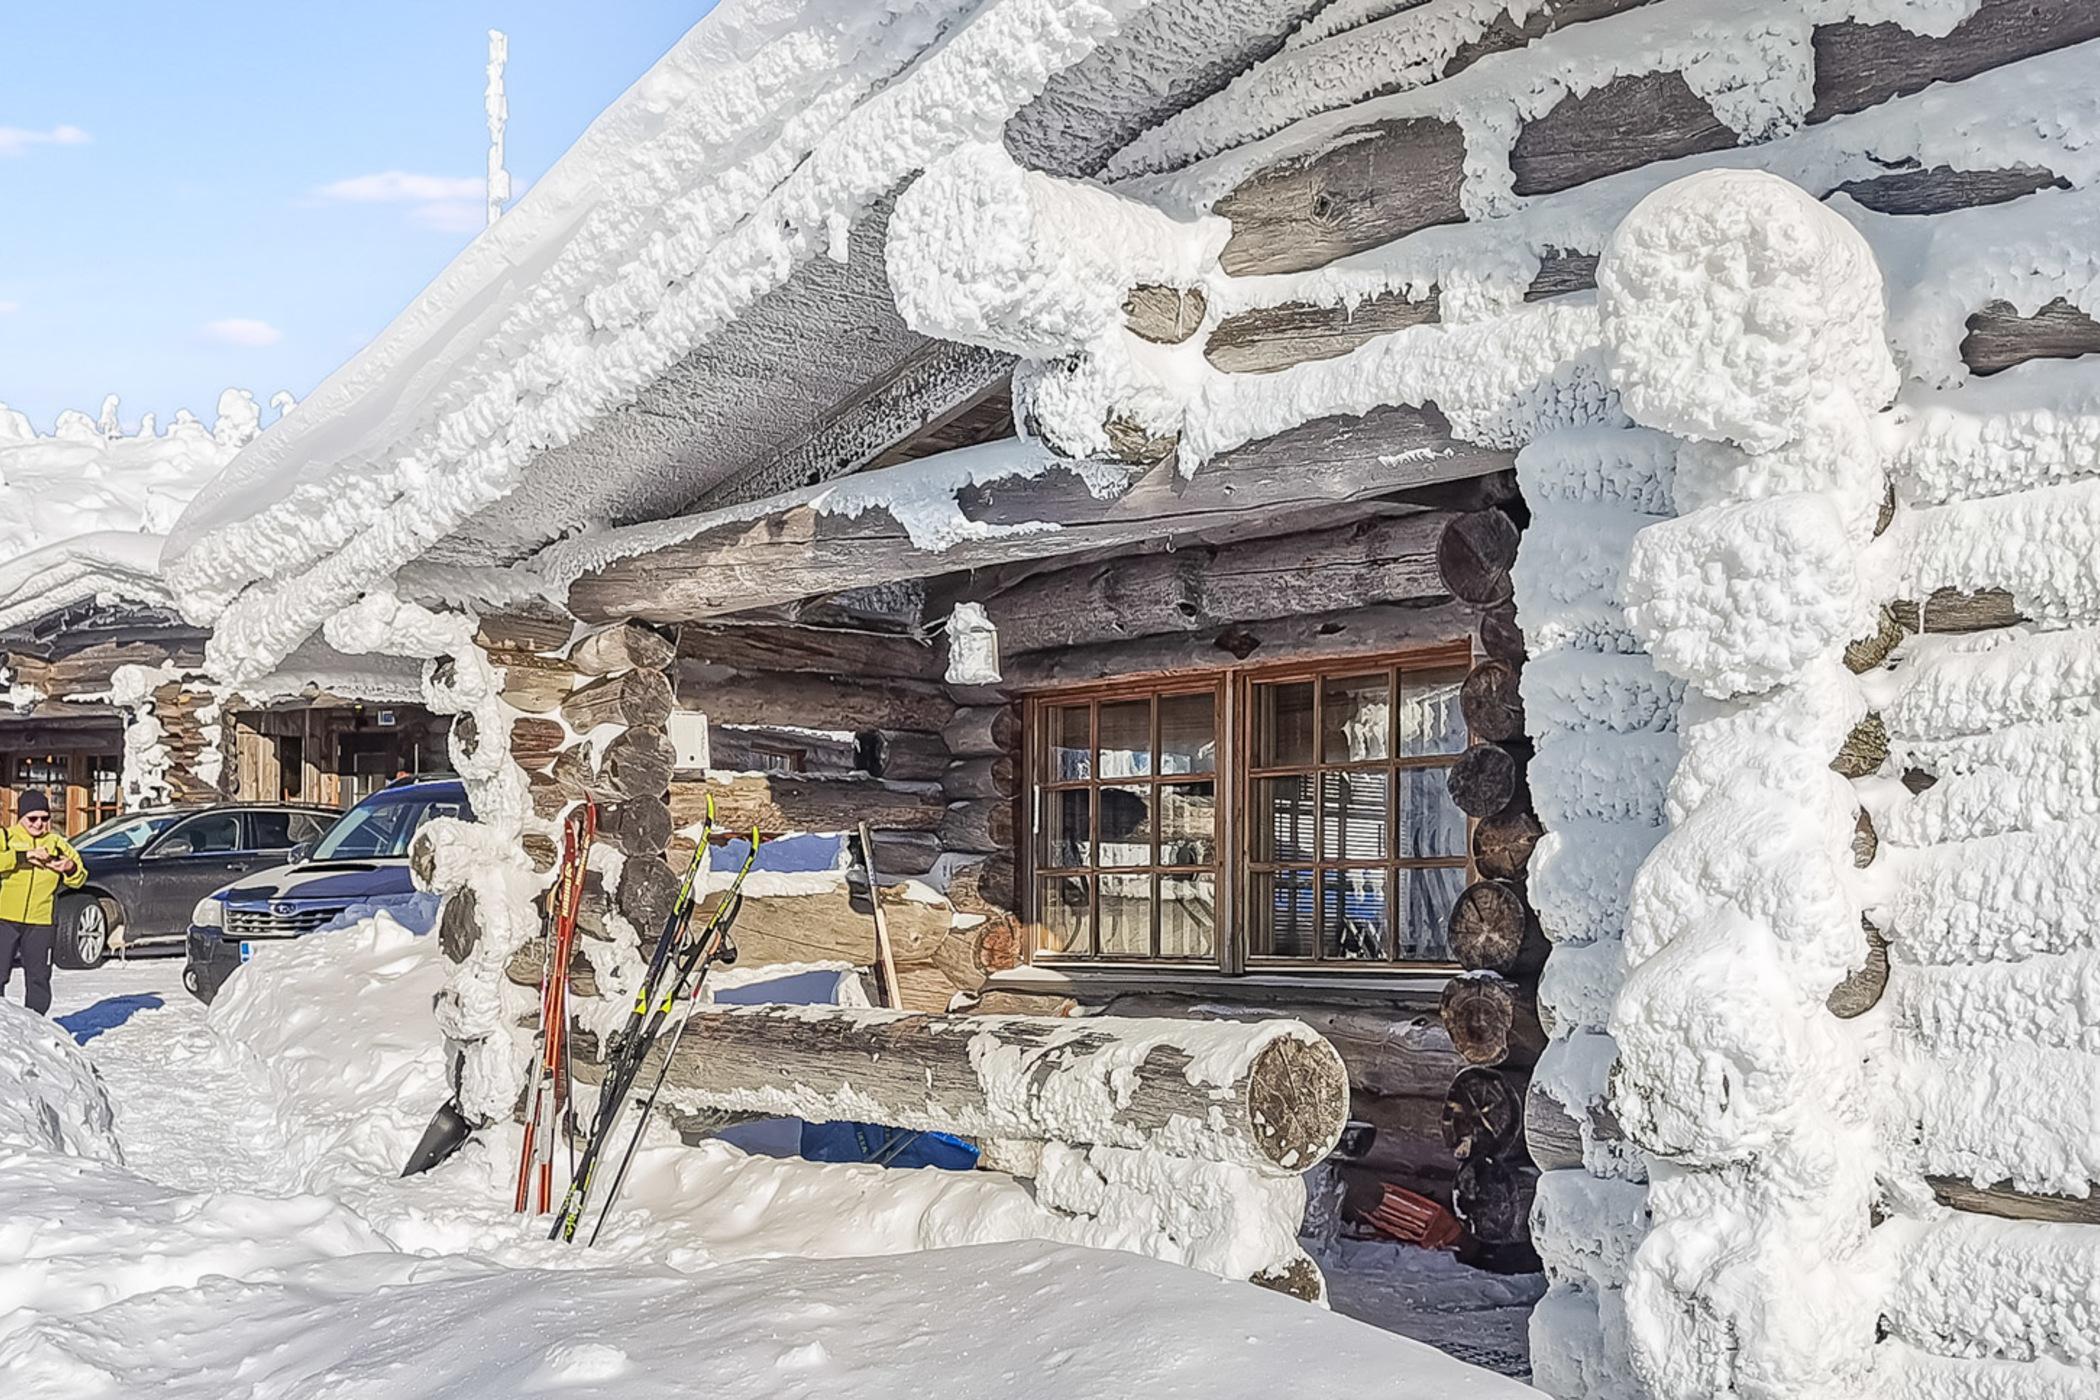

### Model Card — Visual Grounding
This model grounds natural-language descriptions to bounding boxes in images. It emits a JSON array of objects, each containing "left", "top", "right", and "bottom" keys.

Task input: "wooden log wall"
[
  {"left": 480, "top": 616, "right": 683, "bottom": 1012},
  {"left": 150, "top": 679, "right": 223, "bottom": 804},
  {"left": 672, "top": 622, "right": 1013, "bottom": 1013},
  {"left": 1439, "top": 577, "right": 1545, "bottom": 1270}
]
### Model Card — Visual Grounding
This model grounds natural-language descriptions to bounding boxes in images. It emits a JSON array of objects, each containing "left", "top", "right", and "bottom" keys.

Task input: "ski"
[
  {"left": 548, "top": 817, "right": 759, "bottom": 1243},
  {"left": 514, "top": 800, "right": 596, "bottom": 1214}
]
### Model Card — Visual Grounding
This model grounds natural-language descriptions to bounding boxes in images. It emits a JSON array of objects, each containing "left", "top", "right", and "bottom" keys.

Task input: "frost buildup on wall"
[
  {"left": 1512, "top": 430, "right": 1678, "bottom": 1395},
  {"left": 1601, "top": 169, "right": 1897, "bottom": 1400}
]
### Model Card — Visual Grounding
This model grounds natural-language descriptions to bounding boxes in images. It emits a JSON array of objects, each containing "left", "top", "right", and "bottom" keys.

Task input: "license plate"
[{"left": 239, "top": 941, "right": 255, "bottom": 963}]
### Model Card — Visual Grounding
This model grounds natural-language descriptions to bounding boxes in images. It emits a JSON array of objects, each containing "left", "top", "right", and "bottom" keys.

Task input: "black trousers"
[{"left": 0, "top": 918, "right": 54, "bottom": 1015}]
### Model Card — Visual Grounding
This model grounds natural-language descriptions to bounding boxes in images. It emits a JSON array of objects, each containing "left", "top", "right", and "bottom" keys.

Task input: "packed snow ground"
[{"left": 3, "top": 925, "right": 1538, "bottom": 1397}]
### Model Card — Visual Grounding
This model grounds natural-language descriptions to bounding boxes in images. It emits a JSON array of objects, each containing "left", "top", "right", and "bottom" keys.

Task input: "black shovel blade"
[{"left": 400, "top": 1098, "right": 473, "bottom": 1177}]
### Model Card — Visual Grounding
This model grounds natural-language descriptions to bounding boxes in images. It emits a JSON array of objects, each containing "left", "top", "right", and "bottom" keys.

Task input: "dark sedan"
[{"left": 59, "top": 804, "right": 338, "bottom": 968}]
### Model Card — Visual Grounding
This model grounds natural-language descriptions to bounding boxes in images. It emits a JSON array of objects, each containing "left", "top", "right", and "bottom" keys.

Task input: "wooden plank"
[
  {"left": 1509, "top": 70, "right": 1735, "bottom": 197},
  {"left": 1808, "top": 0, "right": 2100, "bottom": 121},
  {"left": 978, "top": 511, "right": 1458, "bottom": 654},
  {"left": 1962, "top": 297, "right": 2100, "bottom": 377},
  {"left": 1216, "top": 117, "right": 1467, "bottom": 276},
  {"left": 1929, "top": 1175, "right": 2100, "bottom": 1225},
  {"left": 1207, "top": 287, "right": 1439, "bottom": 374},
  {"left": 1834, "top": 164, "right": 2066, "bottom": 216},
  {"left": 675, "top": 622, "right": 941, "bottom": 681},
  {"left": 567, "top": 403, "right": 1513, "bottom": 624}
]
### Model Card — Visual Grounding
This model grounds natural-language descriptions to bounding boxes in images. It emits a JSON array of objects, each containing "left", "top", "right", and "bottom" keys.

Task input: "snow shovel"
[{"left": 401, "top": 1097, "right": 473, "bottom": 1177}]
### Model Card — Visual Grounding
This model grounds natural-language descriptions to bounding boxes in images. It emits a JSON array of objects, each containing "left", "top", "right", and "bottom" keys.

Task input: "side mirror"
[{"left": 289, "top": 841, "right": 314, "bottom": 865}]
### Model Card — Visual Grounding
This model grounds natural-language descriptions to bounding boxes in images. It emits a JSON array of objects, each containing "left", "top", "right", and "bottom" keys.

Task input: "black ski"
[{"left": 549, "top": 820, "right": 760, "bottom": 1242}]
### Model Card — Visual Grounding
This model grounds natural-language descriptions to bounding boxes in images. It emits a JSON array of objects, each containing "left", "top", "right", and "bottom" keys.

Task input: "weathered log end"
[
  {"left": 1245, "top": 1031, "right": 1353, "bottom": 1172},
  {"left": 1436, "top": 509, "right": 1522, "bottom": 608},
  {"left": 1249, "top": 1253, "right": 1326, "bottom": 1303}
]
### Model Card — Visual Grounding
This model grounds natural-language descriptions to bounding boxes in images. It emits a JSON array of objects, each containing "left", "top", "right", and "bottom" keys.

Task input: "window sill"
[{"left": 986, "top": 963, "right": 1452, "bottom": 1007}]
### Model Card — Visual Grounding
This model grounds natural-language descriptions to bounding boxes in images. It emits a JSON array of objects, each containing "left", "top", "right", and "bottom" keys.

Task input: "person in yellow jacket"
[{"left": 0, "top": 790, "right": 88, "bottom": 1014}]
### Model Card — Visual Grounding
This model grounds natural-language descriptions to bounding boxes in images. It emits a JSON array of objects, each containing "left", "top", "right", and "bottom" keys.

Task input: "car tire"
[{"left": 53, "top": 894, "right": 113, "bottom": 970}]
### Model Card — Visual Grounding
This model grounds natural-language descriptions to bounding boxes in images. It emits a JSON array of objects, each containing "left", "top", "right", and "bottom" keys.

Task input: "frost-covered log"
[
  {"left": 569, "top": 622, "right": 676, "bottom": 676},
  {"left": 1885, "top": 1213, "right": 2100, "bottom": 1371},
  {"left": 652, "top": 1007, "right": 1349, "bottom": 1177}
]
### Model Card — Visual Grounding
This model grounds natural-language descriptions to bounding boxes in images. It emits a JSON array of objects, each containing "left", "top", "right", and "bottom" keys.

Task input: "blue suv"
[{"left": 184, "top": 777, "right": 470, "bottom": 1002}]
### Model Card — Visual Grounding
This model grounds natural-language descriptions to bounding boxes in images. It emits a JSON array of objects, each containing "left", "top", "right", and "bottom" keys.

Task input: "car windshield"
[
  {"left": 76, "top": 813, "right": 178, "bottom": 854},
  {"left": 310, "top": 794, "right": 467, "bottom": 860}
]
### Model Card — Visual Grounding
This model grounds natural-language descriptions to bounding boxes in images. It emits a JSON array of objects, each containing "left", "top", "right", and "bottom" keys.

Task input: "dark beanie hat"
[{"left": 17, "top": 791, "right": 50, "bottom": 817}]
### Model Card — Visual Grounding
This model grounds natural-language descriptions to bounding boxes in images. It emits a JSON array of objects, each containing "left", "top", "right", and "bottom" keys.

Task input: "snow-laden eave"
[
  {"left": 0, "top": 532, "right": 174, "bottom": 638},
  {"left": 172, "top": 0, "right": 1169, "bottom": 685},
  {"left": 523, "top": 435, "right": 1126, "bottom": 601}
]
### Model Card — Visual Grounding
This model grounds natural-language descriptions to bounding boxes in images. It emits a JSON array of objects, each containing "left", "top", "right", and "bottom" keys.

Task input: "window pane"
[
  {"left": 1255, "top": 680, "right": 1315, "bottom": 767},
  {"left": 1400, "top": 767, "right": 1468, "bottom": 858},
  {"left": 1322, "top": 673, "right": 1391, "bottom": 763},
  {"left": 1049, "top": 704, "right": 1092, "bottom": 780},
  {"left": 1099, "top": 872, "right": 1152, "bottom": 955},
  {"left": 1038, "top": 876, "right": 1092, "bottom": 955},
  {"left": 1401, "top": 667, "right": 1469, "bottom": 757},
  {"left": 1097, "top": 785, "right": 1154, "bottom": 867},
  {"left": 1320, "top": 770, "right": 1389, "bottom": 862},
  {"left": 1321, "top": 868, "right": 1389, "bottom": 961},
  {"left": 1042, "top": 788, "right": 1092, "bottom": 868},
  {"left": 1160, "top": 874, "right": 1216, "bottom": 958},
  {"left": 1250, "top": 869, "right": 1317, "bottom": 958},
  {"left": 1401, "top": 866, "right": 1465, "bottom": 960},
  {"left": 1159, "top": 692, "right": 1216, "bottom": 776},
  {"left": 1158, "top": 782, "right": 1217, "bottom": 866},
  {"left": 1252, "top": 775, "right": 1316, "bottom": 863},
  {"left": 1099, "top": 700, "right": 1152, "bottom": 780}
]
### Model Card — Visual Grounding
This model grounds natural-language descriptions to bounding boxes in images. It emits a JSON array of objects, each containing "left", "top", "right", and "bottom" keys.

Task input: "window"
[
  {"left": 1244, "top": 663, "right": 1470, "bottom": 964},
  {"left": 1033, "top": 684, "right": 1222, "bottom": 961},
  {"left": 157, "top": 812, "right": 241, "bottom": 856},
  {"left": 1024, "top": 648, "right": 1473, "bottom": 972},
  {"left": 249, "top": 810, "right": 330, "bottom": 850},
  {"left": 87, "top": 756, "right": 122, "bottom": 826}
]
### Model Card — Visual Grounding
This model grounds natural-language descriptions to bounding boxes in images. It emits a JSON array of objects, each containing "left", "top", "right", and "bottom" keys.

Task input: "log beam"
[
  {"left": 1442, "top": 972, "right": 1547, "bottom": 1067},
  {"left": 979, "top": 511, "right": 1474, "bottom": 654},
  {"left": 651, "top": 1006, "right": 1350, "bottom": 1176},
  {"left": 672, "top": 774, "right": 947, "bottom": 836},
  {"left": 565, "top": 405, "right": 1514, "bottom": 624}
]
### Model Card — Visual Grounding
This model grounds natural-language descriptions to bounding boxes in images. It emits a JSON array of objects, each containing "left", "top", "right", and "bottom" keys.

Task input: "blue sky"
[{"left": 0, "top": 3, "right": 713, "bottom": 431}]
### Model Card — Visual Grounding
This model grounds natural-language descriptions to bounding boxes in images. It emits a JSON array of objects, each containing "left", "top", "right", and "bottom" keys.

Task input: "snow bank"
[
  {"left": 0, "top": 1240, "right": 1538, "bottom": 1400},
  {"left": 0, "top": 998, "right": 120, "bottom": 1161}
]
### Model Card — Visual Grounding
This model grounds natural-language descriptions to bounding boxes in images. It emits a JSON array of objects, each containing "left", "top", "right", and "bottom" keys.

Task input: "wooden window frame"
[
  {"left": 1021, "top": 641, "right": 1473, "bottom": 977},
  {"left": 1027, "top": 677, "right": 1227, "bottom": 965}
]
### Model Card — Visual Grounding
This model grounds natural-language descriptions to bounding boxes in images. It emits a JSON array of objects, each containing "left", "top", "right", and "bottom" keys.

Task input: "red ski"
[{"left": 515, "top": 800, "right": 596, "bottom": 1214}]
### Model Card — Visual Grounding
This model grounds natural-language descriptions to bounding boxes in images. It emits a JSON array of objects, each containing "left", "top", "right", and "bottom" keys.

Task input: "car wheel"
[{"left": 53, "top": 894, "right": 112, "bottom": 970}]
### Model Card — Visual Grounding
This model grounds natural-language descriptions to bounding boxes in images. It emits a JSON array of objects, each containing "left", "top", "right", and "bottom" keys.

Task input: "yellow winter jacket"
[{"left": 0, "top": 825, "right": 88, "bottom": 924}]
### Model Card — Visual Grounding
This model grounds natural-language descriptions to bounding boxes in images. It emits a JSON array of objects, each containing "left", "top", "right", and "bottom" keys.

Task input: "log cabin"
[{"left": 155, "top": 2, "right": 2100, "bottom": 1394}]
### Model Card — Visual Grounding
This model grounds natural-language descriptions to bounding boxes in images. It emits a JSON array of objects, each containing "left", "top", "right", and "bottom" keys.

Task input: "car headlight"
[{"left": 192, "top": 897, "right": 225, "bottom": 929}]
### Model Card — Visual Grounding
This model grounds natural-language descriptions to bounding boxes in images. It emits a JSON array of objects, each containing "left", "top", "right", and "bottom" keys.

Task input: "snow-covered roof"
[
  {"left": 159, "top": 0, "right": 1322, "bottom": 680},
  {"left": 0, "top": 390, "right": 274, "bottom": 639}
]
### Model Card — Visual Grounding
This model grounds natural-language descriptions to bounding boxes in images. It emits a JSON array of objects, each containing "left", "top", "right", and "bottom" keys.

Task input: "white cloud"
[
  {"left": 201, "top": 318, "right": 283, "bottom": 348},
  {"left": 0, "top": 124, "right": 91, "bottom": 157},
  {"left": 313, "top": 171, "right": 486, "bottom": 233}
]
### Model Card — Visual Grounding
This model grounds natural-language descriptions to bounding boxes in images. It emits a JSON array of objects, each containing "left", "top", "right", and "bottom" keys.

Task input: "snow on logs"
[{"left": 645, "top": 1005, "right": 1349, "bottom": 1178}]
